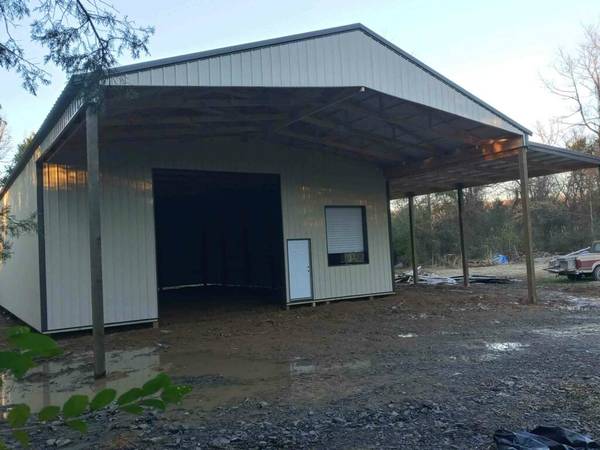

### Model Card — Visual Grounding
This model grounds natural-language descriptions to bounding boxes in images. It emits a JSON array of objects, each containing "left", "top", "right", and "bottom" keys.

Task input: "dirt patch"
[{"left": 2, "top": 280, "right": 600, "bottom": 448}]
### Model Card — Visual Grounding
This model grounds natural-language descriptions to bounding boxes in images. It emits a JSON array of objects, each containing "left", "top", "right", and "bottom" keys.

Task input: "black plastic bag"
[{"left": 494, "top": 426, "right": 599, "bottom": 450}]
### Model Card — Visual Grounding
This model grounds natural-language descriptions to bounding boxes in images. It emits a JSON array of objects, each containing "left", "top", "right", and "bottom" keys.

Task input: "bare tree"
[
  {"left": 543, "top": 23, "right": 600, "bottom": 144},
  {"left": 0, "top": 131, "right": 34, "bottom": 187},
  {"left": 535, "top": 118, "right": 564, "bottom": 146},
  {"left": 0, "top": 110, "right": 10, "bottom": 166}
]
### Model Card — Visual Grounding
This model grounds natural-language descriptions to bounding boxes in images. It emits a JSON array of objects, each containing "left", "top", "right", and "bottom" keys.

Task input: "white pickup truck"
[{"left": 546, "top": 241, "right": 600, "bottom": 280}]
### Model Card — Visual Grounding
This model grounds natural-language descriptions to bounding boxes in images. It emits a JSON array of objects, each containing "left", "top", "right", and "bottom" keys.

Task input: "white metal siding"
[
  {"left": 44, "top": 137, "right": 393, "bottom": 330},
  {"left": 0, "top": 157, "right": 41, "bottom": 330},
  {"left": 43, "top": 159, "right": 157, "bottom": 331},
  {"left": 112, "top": 30, "right": 521, "bottom": 134}
]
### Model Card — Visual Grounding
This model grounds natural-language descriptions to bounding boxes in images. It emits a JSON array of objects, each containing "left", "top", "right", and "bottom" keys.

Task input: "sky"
[{"left": 1, "top": 0, "right": 599, "bottom": 153}]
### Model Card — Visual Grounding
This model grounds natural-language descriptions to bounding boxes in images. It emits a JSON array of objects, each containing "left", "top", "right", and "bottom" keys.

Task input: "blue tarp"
[{"left": 492, "top": 254, "right": 509, "bottom": 265}]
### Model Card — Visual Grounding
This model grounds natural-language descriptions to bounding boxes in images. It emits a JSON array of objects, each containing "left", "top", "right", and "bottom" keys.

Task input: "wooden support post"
[
  {"left": 456, "top": 186, "right": 469, "bottom": 287},
  {"left": 593, "top": 165, "right": 600, "bottom": 239},
  {"left": 408, "top": 194, "right": 418, "bottom": 285},
  {"left": 385, "top": 181, "right": 395, "bottom": 290},
  {"left": 518, "top": 144, "right": 536, "bottom": 304},
  {"left": 597, "top": 166, "right": 600, "bottom": 237},
  {"left": 36, "top": 161, "right": 48, "bottom": 332},
  {"left": 86, "top": 105, "right": 106, "bottom": 378}
]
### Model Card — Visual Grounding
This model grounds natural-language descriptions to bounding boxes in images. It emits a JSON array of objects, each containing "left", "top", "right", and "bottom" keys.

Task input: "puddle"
[
  {"left": 1, "top": 347, "right": 160, "bottom": 412},
  {"left": 479, "top": 342, "right": 528, "bottom": 361},
  {"left": 1, "top": 347, "right": 372, "bottom": 411},
  {"left": 485, "top": 342, "right": 527, "bottom": 352},
  {"left": 289, "top": 359, "right": 371, "bottom": 376},
  {"left": 533, "top": 323, "right": 600, "bottom": 338},
  {"left": 561, "top": 296, "right": 600, "bottom": 311},
  {"left": 452, "top": 341, "right": 529, "bottom": 363},
  {"left": 544, "top": 293, "right": 600, "bottom": 311}
]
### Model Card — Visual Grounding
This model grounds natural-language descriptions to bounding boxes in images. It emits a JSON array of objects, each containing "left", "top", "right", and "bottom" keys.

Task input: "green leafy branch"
[{"left": 0, "top": 326, "right": 191, "bottom": 448}]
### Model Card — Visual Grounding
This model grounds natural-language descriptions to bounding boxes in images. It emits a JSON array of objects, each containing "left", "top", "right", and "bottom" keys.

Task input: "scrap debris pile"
[
  {"left": 395, "top": 270, "right": 457, "bottom": 285},
  {"left": 395, "top": 267, "right": 513, "bottom": 286}
]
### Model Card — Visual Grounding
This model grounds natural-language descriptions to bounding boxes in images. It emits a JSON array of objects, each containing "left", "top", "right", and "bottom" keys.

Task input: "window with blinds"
[{"left": 325, "top": 206, "right": 369, "bottom": 266}]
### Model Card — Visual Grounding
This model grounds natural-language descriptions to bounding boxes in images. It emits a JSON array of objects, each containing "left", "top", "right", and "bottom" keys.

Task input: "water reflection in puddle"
[
  {"left": 555, "top": 296, "right": 600, "bottom": 311},
  {"left": 1, "top": 347, "right": 371, "bottom": 411},
  {"left": 480, "top": 342, "right": 528, "bottom": 361},
  {"left": 533, "top": 323, "right": 600, "bottom": 338},
  {"left": 1, "top": 348, "right": 160, "bottom": 412},
  {"left": 485, "top": 342, "right": 527, "bottom": 352},
  {"left": 289, "top": 359, "right": 371, "bottom": 376},
  {"left": 451, "top": 341, "right": 529, "bottom": 363}
]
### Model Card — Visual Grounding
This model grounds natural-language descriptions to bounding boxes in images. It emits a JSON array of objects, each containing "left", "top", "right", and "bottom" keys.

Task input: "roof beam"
[
  {"left": 276, "top": 129, "right": 407, "bottom": 163},
  {"left": 298, "top": 115, "right": 426, "bottom": 159},
  {"left": 347, "top": 95, "right": 509, "bottom": 148},
  {"left": 104, "top": 125, "right": 260, "bottom": 141},
  {"left": 383, "top": 138, "right": 523, "bottom": 179},
  {"left": 109, "top": 93, "right": 326, "bottom": 111},
  {"left": 341, "top": 100, "right": 440, "bottom": 150},
  {"left": 104, "top": 111, "right": 287, "bottom": 127}
]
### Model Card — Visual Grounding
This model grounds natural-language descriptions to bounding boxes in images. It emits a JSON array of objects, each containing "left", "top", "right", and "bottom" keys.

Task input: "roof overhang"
[
  {"left": 49, "top": 84, "right": 522, "bottom": 163},
  {"left": 44, "top": 85, "right": 600, "bottom": 201},
  {"left": 387, "top": 142, "right": 600, "bottom": 197},
  {"left": 3, "top": 23, "right": 538, "bottom": 199},
  {"left": 108, "top": 23, "right": 532, "bottom": 135},
  {"left": 3, "top": 25, "right": 599, "bottom": 201}
]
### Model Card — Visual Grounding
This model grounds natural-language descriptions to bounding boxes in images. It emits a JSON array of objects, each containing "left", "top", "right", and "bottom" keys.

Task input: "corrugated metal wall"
[
  {"left": 43, "top": 158, "right": 157, "bottom": 332},
  {"left": 0, "top": 157, "right": 41, "bottom": 330},
  {"left": 0, "top": 94, "right": 83, "bottom": 332},
  {"left": 112, "top": 29, "right": 521, "bottom": 134},
  {"left": 44, "top": 137, "right": 392, "bottom": 330}
]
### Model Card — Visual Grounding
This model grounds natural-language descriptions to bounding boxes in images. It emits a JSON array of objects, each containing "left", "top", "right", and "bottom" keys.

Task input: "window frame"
[{"left": 324, "top": 205, "right": 369, "bottom": 267}]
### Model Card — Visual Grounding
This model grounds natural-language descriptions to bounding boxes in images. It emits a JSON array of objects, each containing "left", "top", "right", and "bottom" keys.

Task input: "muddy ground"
[{"left": 2, "top": 266, "right": 600, "bottom": 449}]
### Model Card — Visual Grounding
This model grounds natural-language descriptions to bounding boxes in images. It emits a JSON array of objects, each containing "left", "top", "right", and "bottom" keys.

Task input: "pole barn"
[{"left": 1, "top": 24, "right": 600, "bottom": 335}]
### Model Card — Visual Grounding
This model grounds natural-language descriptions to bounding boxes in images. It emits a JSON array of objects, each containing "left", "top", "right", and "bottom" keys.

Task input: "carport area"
[
  {"left": 40, "top": 84, "right": 600, "bottom": 389},
  {"left": 46, "top": 84, "right": 600, "bottom": 316}
]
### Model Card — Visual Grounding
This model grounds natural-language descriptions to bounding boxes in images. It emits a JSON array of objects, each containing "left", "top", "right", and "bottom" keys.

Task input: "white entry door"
[{"left": 287, "top": 239, "right": 313, "bottom": 301}]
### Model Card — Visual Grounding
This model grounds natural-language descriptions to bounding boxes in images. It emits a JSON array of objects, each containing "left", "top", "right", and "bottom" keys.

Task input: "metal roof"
[
  {"left": 0, "top": 23, "right": 586, "bottom": 202},
  {"left": 44, "top": 85, "right": 600, "bottom": 200},
  {"left": 110, "top": 23, "right": 532, "bottom": 135},
  {"left": 388, "top": 141, "right": 600, "bottom": 197}
]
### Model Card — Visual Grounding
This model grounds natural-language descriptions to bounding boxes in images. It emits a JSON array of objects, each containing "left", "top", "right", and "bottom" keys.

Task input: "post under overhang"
[
  {"left": 408, "top": 194, "right": 418, "bottom": 285},
  {"left": 386, "top": 181, "right": 395, "bottom": 290},
  {"left": 456, "top": 185, "right": 469, "bottom": 287},
  {"left": 86, "top": 104, "right": 106, "bottom": 378},
  {"left": 518, "top": 141, "right": 536, "bottom": 304}
]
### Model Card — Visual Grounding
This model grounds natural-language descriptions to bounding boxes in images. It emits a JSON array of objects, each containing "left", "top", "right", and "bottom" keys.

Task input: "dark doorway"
[{"left": 152, "top": 169, "right": 286, "bottom": 313}]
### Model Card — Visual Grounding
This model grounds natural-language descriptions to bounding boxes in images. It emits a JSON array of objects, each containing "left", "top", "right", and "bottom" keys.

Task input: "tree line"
[{"left": 391, "top": 135, "right": 600, "bottom": 267}]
